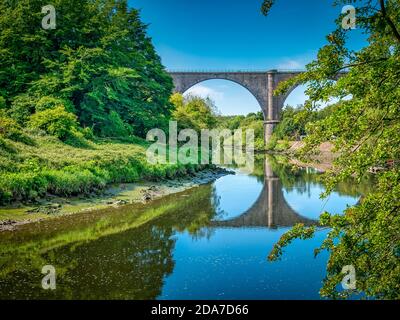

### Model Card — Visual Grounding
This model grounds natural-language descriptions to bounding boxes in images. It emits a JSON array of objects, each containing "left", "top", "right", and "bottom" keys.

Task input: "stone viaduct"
[
  {"left": 169, "top": 70, "right": 345, "bottom": 144},
  {"left": 210, "top": 157, "right": 317, "bottom": 229},
  {"left": 169, "top": 69, "right": 304, "bottom": 144}
]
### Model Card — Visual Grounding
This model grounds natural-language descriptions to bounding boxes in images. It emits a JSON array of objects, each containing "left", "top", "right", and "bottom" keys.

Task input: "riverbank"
[
  {"left": 1, "top": 133, "right": 211, "bottom": 205},
  {"left": 0, "top": 132, "right": 235, "bottom": 230},
  {"left": 0, "top": 166, "right": 233, "bottom": 231},
  {"left": 270, "top": 140, "right": 337, "bottom": 172}
]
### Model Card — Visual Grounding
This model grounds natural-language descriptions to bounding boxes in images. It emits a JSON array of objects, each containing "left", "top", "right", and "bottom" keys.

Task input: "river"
[{"left": 0, "top": 155, "right": 371, "bottom": 299}]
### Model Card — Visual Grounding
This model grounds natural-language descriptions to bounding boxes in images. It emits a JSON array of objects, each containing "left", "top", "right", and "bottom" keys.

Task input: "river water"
[{"left": 0, "top": 155, "right": 370, "bottom": 299}]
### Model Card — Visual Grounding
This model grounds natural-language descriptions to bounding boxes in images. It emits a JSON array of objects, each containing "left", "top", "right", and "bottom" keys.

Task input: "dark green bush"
[{"left": 100, "top": 111, "right": 132, "bottom": 138}]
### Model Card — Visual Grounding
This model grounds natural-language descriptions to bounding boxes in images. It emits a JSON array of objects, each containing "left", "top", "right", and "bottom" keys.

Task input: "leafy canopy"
[{"left": 0, "top": 0, "right": 173, "bottom": 138}]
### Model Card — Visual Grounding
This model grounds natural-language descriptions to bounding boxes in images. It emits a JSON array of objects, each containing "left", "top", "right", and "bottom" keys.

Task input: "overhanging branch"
[{"left": 379, "top": 0, "right": 400, "bottom": 43}]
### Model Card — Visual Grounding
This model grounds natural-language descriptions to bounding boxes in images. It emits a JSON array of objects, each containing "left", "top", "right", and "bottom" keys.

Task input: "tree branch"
[
  {"left": 332, "top": 57, "right": 389, "bottom": 74},
  {"left": 379, "top": 0, "right": 400, "bottom": 43}
]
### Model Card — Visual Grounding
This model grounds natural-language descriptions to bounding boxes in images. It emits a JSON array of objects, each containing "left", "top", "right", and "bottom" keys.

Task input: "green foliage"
[
  {"left": 268, "top": 223, "right": 316, "bottom": 261},
  {"left": 100, "top": 110, "right": 132, "bottom": 138},
  {"left": 218, "top": 115, "right": 246, "bottom": 130},
  {"left": 35, "top": 96, "right": 75, "bottom": 113},
  {"left": 262, "top": 0, "right": 400, "bottom": 299},
  {"left": 265, "top": 136, "right": 277, "bottom": 151},
  {"left": 274, "top": 105, "right": 306, "bottom": 140},
  {"left": 241, "top": 117, "right": 265, "bottom": 149},
  {"left": 8, "top": 94, "right": 36, "bottom": 124},
  {"left": 0, "top": 0, "right": 173, "bottom": 138},
  {"left": 28, "top": 106, "right": 78, "bottom": 141},
  {"left": 0, "top": 96, "right": 5, "bottom": 109},
  {"left": 171, "top": 93, "right": 218, "bottom": 132},
  {"left": 218, "top": 111, "right": 265, "bottom": 150},
  {"left": 271, "top": 104, "right": 338, "bottom": 141},
  {"left": 64, "top": 127, "right": 91, "bottom": 148},
  {"left": 0, "top": 112, "right": 32, "bottom": 145},
  {"left": 0, "top": 133, "right": 208, "bottom": 204}
]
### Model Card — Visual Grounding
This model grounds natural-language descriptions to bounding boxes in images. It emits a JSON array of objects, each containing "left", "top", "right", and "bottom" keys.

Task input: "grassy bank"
[{"left": 0, "top": 133, "right": 207, "bottom": 205}]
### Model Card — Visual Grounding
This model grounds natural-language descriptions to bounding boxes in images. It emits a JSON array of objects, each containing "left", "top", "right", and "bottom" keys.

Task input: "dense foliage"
[
  {"left": 262, "top": 0, "right": 400, "bottom": 299},
  {"left": 272, "top": 104, "right": 336, "bottom": 140},
  {"left": 170, "top": 93, "right": 218, "bottom": 132},
  {"left": 218, "top": 111, "right": 265, "bottom": 149},
  {"left": 0, "top": 0, "right": 173, "bottom": 138},
  {"left": 0, "top": 0, "right": 208, "bottom": 205}
]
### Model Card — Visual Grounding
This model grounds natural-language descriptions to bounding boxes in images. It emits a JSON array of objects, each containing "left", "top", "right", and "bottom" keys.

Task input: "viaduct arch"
[{"left": 169, "top": 70, "right": 345, "bottom": 144}]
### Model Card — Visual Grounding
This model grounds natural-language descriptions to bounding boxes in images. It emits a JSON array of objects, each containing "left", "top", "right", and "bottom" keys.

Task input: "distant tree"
[
  {"left": 171, "top": 93, "right": 218, "bottom": 132},
  {"left": 226, "top": 115, "right": 245, "bottom": 130}
]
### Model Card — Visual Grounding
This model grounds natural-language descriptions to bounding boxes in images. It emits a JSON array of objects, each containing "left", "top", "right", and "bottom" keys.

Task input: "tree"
[
  {"left": 171, "top": 93, "right": 218, "bottom": 132},
  {"left": 262, "top": 0, "right": 400, "bottom": 299},
  {"left": 0, "top": 0, "right": 173, "bottom": 138}
]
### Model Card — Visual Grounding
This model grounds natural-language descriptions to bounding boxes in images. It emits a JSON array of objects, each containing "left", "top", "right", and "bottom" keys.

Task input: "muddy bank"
[
  {"left": 273, "top": 141, "right": 337, "bottom": 172},
  {"left": 287, "top": 158, "right": 333, "bottom": 173},
  {"left": 287, "top": 141, "right": 337, "bottom": 161},
  {"left": 0, "top": 167, "right": 233, "bottom": 232}
]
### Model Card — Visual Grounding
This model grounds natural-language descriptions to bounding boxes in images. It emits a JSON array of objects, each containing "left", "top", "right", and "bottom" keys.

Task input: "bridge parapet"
[{"left": 168, "top": 69, "right": 306, "bottom": 74}]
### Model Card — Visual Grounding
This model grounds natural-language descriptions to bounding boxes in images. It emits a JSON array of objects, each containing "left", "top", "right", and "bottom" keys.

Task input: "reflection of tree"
[
  {"left": 57, "top": 222, "right": 175, "bottom": 299},
  {"left": 0, "top": 184, "right": 217, "bottom": 299}
]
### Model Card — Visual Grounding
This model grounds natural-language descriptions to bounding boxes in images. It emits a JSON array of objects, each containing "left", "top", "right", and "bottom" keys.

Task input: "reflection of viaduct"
[
  {"left": 169, "top": 70, "right": 345, "bottom": 144},
  {"left": 211, "top": 158, "right": 317, "bottom": 229}
]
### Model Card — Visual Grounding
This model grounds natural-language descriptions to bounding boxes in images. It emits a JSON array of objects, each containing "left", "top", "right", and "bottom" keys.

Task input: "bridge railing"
[{"left": 167, "top": 69, "right": 307, "bottom": 73}]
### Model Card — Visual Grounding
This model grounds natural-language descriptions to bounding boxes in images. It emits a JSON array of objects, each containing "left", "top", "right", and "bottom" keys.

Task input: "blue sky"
[{"left": 129, "top": 0, "right": 366, "bottom": 115}]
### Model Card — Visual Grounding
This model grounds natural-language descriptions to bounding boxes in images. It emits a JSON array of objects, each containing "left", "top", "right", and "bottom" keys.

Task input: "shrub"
[
  {"left": 64, "top": 128, "right": 91, "bottom": 148},
  {"left": 81, "top": 127, "right": 95, "bottom": 140},
  {"left": 0, "top": 137, "right": 15, "bottom": 153},
  {"left": 265, "top": 136, "right": 278, "bottom": 151},
  {"left": 274, "top": 140, "right": 290, "bottom": 152},
  {"left": 28, "top": 106, "right": 78, "bottom": 141},
  {"left": 0, "top": 113, "right": 33, "bottom": 145},
  {"left": 35, "top": 96, "right": 76, "bottom": 113},
  {"left": 9, "top": 94, "right": 36, "bottom": 124}
]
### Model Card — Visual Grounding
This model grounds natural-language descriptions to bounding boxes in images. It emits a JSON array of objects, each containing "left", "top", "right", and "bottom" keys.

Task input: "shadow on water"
[{"left": 0, "top": 155, "right": 372, "bottom": 299}]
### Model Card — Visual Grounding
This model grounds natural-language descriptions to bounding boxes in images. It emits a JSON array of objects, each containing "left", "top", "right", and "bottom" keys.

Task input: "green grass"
[{"left": 0, "top": 133, "right": 207, "bottom": 205}]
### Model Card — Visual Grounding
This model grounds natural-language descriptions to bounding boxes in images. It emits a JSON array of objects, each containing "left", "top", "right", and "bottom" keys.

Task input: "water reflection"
[
  {"left": 213, "top": 157, "right": 321, "bottom": 228},
  {"left": 215, "top": 156, "right": 362, "bottom": 226},
  {"left": 0, "top": 155, "right": 368, "bottom": 299}
]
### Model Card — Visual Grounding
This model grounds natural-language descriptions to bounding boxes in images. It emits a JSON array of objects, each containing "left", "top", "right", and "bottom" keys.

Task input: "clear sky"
[{"left": 129, "top": 0, "right": 366, "bottom": 115}]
